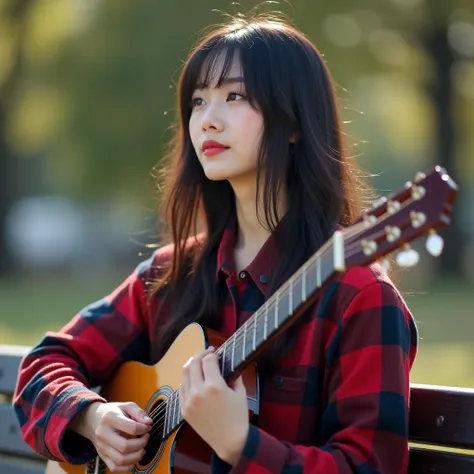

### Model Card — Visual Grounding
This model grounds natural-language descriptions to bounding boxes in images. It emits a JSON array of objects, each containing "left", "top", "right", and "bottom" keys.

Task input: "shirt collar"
[
  {"left": 216, "top": 216, "right": 278, "bottom": 298},
  {"left": 215, "top": 217, "right": 344, "bottom": 298}
]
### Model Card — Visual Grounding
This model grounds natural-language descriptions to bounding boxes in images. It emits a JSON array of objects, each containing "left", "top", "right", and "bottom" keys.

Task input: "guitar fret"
[
  {"left": 274, "top": 292, "right": 279, "bottom": 329},
  {"left": 176, "top": 394, "right": 181, "bottom": 427},
  {"left": 242, "top": 323, "right": 247, "bottom": 360},
  {"left": 165, "top": 399, "right": 170, "bottom": 435},
  {"left": 169, "top": 394, "right": 173, "bottom": 431},
  {"left": 289, "top": 279, "right": 293, "bottom": 313},
  {"left": 231, "top": 337, "right": 235, "bottom": 371},
  {"left": 163, "top": 400, "right": 168, "bottom": 435},
  {"left": 316, "top": 253, "right": 321, "bottom": 287},
  {"left": 170, "top": 394, "right": 175, "bottom": 429},
  {"left": 253, "top": 313, "right": 256, "bottom": 350},
  {"left": 221, "top": 343, "right": 226, "bottom": 375},
  {"left": 302, "top": 265, "right": 307, "bottom": 300},
  {"left": 264, "top": 302, "right": 268, "bottom": 340},
  {"left": 174, "top": 393, "right": 179, "bottom": 428},
  {"left": 169, "top": 396, "right": 174, "bottom": 433}
]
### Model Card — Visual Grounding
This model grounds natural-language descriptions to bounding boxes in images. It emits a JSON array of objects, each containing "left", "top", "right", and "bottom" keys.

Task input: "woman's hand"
[
  {"left": 179, "top": 347, "right": 249, "bottom": 465},
  {"left": 71, "top": 401, "right": 152, "bottom": 473}
]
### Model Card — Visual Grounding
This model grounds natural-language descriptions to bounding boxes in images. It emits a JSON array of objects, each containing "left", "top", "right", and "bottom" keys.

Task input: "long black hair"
[{"left": 150, "top": 15, "right": 373, "bottom": 368}]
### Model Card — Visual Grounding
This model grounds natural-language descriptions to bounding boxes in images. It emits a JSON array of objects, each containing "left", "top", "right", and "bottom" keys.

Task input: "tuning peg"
[
  {"left": 411, "top": 184, "right": 426, "bottom": 200},
  {"left": 363, "top": 214, "right": 377, "bottom": 227},
  {"left": 361, "top": 239, "right": 377, "bottom": 256},
  {"left": 414, "top": 171, "right": 426, "bottom": 182},
  {"left": 396, "top": 244, "right": 420, "bottom": 268},
  {"left": 371, "top": 197, "right": 387, "bottom": 208},
  {"left": 387, "top": 200, "right": 402, "bottom": 214},
  {"left": 385, "top": 225, "right": 401, "bottom": 242},
  {"left": 410, "top": 211, "right": 426, "bottom": 228},
  {"left": 426, "top": 229, "right": 444, "bottom": 257}
]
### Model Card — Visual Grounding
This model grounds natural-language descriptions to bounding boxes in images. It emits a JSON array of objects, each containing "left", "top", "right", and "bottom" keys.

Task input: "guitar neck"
[
  {"left": 163, "top": 233, "right": 343, "bottom": 437},
  {"left": 217, "top": 232, "right": 342, "bottom": 379},
  {"left": 158, "top": 166, "right": 460, "bottom": 440}
]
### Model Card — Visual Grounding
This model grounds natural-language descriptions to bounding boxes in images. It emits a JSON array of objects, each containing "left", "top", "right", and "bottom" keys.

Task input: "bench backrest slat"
[
  {"left": 0, "top": 345, "right": 28, "bottom": 397},
  {"left": 408, "top": 447, "right": 474, "bottom": 474},
  {"left": 0, "top": 403, "right": 43, "bottom": 460},
  {"left": 409, "top": 383, "right": 474, "bottom": 450},
  {"left": 0, "top": 455, "right": 46, "bottom": 474}
]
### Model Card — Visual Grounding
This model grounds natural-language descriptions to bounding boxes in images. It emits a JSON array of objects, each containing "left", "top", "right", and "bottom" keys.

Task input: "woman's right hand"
[{"left": 72, "top": 401, "right": 153, "bottom": 473}]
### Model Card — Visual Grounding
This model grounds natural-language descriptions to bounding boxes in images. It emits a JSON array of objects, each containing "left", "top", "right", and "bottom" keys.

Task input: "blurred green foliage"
[
  {"left": 2, "top": 0, "right": 473, "bottom": 201},
  {"left": 0, "top": 0, "right": 473, "bottom": 387}
]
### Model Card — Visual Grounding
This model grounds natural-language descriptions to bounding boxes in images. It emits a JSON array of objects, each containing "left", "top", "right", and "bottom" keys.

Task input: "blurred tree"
[
  {"left": 421, "top": 1, "right": 470, "bottom": 277},
  {"left": 3, "top": 0, "right": 472, "bottom": 279},
  {"left": 0, "top": 0, "right": 36, "bottom": 275},
  {"left": 295, "top": 0, "right": 472, "bottom": 277}
]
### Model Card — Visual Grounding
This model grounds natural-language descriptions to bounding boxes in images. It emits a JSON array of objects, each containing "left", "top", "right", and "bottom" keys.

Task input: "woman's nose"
[{"left": 201, "top": 104, "right": 224, "bottom": 132}]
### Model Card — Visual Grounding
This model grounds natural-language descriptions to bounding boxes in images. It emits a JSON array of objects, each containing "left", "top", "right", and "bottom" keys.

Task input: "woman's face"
[{"left": 189, "top": 54, "right": 264, "bottom": 186}]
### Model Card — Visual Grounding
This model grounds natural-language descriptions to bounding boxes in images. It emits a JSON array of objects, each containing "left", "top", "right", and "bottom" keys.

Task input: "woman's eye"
[
  {"left": 192, "top": 97, "right": 204, "bottom": 107},
  {"left": 227, "top": 92, "right": 245, "bottom": 101}
]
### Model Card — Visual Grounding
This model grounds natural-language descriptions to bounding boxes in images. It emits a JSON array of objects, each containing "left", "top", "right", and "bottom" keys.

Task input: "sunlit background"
[{"left": 0, "top": 0, "right": 473, "bottom": 387}]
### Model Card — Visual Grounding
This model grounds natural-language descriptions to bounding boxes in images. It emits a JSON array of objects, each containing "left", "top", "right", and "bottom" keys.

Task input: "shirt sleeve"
[
  {"left": 12, "top": 249, "right": 166, "bottom": 464},
  {"left": 223, "top": 280, "right": 418, "bottom": 474}
]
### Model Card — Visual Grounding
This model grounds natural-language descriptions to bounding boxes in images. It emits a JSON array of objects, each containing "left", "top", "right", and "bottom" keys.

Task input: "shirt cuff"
[
  {"left": 44, "top": 385, "right": 106, "bottom": 463},
  {"left": 212, "top": 452, "right": 232, "bottom": 474},
  {"left": 227, "top": 425, "right": 289, "bottom": 474}
]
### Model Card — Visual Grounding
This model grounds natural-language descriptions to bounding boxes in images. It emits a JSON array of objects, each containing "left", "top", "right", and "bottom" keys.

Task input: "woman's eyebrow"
[{"left": 195, "top": 76, "right": 244, "bottom": 89}]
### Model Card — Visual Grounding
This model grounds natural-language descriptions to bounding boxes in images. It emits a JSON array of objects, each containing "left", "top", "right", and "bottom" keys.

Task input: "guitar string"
[
  {"left": 144, "top": 228, "right": 344, "bottom": 440},
  {"left": 144, "top": 218, "right": 382, "bottom": 440},
  {"left": 143, "top": 222, "right": 345, "bottom": 424},
  {"left": 145, "top": 223, "right": 398, "bottom": 442},
  {"left": 145, "top": 217, "right": 370, "bottom": 410},
  {"left": 215, "top": 197, "right": 421, "bottom": 368},
  {"left": 147, "top": 203, "right": 419, "bottom": 440},
  {"left": 145, "top": 216, "right": 398, "bottom": 441}
]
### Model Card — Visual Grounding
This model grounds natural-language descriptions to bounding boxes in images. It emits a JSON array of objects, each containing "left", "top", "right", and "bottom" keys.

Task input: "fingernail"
[{"left": 144, "top": 416, "right": 152, "bottom": 422}]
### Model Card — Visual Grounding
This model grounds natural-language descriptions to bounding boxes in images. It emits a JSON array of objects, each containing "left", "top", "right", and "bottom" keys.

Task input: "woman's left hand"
[{"left": 179, "top": 346, "right": 249, "bottom": 465}]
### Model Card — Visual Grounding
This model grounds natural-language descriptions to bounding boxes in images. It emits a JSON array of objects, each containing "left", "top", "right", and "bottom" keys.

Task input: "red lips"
[
  {"left": 202, "top": 140, "right": 229, "bottom": 151},
  {"left": 201, "top": 140, "right": 230, "bottom": 157}
]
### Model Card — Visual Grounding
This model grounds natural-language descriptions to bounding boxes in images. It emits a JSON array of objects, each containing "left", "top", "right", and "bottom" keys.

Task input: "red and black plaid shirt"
[{"left": 13, "top": 222, "right": 418, "bottom": 474}]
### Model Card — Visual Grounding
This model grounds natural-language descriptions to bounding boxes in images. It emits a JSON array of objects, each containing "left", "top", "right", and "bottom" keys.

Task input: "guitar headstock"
[{"left": 344, "top": 166, "right": 458, "bottom": 270}]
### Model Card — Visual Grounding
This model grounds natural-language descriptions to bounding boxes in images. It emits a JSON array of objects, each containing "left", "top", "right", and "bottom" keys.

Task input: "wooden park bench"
[{"left": 1, "top": 343, "right": 474, "bottom": 473}]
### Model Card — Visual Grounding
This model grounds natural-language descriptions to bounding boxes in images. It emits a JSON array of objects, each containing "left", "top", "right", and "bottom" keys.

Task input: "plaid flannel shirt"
[{"left": 13, "top": 223, "right": 418, "bottom": 473}]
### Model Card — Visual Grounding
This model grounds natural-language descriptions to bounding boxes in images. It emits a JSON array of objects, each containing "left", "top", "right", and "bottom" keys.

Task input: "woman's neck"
[
  {"left": 231, "top": 177, "right": 286, "bottom": 271},
  {"left": 234, "top": 196, "right": 271, "bottom": 252}
]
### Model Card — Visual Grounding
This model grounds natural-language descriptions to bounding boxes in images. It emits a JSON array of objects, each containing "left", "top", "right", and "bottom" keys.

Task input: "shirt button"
[
  {"left": 273, "top": 376, "right": 284, "bottom": 386},
  {"left": 239, "top": 271, "right": 248, "bottom": 279}
]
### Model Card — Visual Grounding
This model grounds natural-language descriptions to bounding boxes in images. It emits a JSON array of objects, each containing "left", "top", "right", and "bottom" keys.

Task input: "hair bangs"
[{"left": 180, "top": 32, "right": 269, "bottom": 117}]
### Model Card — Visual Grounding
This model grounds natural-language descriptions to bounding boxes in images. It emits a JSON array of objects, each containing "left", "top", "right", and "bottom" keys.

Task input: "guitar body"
[{"left": 45, "top": 323, "right": 259, "bottom": 474}]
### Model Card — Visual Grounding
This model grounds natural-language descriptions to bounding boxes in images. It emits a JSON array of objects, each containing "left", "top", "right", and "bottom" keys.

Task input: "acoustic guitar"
[{"left": 45, "top": 166, "right": 457, "bottom": 474}]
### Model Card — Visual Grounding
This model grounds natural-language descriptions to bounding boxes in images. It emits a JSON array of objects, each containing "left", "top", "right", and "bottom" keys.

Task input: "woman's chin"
[{"left": 202, "top": 167, "right": 233, "bottom": 182}]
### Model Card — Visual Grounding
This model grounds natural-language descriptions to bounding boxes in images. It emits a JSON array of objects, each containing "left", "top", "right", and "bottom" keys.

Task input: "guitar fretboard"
[{"left": 162, "top": 233, "right": 341, "bottom": 438}]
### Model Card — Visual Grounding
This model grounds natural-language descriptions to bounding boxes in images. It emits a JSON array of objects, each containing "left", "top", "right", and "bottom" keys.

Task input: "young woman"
[{"left": 13, "top": 14, "right": 418, "bottom": 474}]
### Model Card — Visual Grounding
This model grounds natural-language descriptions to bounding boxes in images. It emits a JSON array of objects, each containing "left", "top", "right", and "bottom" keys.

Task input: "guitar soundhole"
[{"left": 140, "top": 399, "right": 165, "bottom": 466}]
